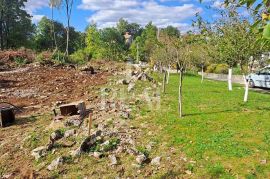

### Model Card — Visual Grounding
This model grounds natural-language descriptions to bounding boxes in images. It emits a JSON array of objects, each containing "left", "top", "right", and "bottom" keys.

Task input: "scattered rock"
[
  {"left": 117, "top": 79, "right": 129, "bottom": 85},
  {"left": 121, "top": 111, "right": 130, "bottom": 119},
  {"left": 78, "top": 130, "right": 102, "bottom": 153},
  {"left": 64, "top": 129, "right": 76, "bottom": 138},
  {"left": 93, "top": 152, "right": 103, "bottom": 159},
  {"left": 31, "top": 146, "right": 48, "bottom": 161},
  {"left": 151, "top": 156, "right": 161, "bottom": 166},
  {"left": 71, "top": 148, "right": 82, "bottom": 157},
  {"left": 185, "top": 170, "right": 192, "bottom": 175},
  {"left": 115, "top": 146, "right": 124, "bottom": 154},
  {"left": 128, "top": 83, "right": 135, "bottom": 92},
  {"left": 261, "top": 159, "right": 267, "bottom": 164},
  {"left": 80, "top": 66, "right": 95, "bottom": 74},
  {"left": 109, "top": 154, "right": 118, "bottom": 165},
  {"left": 136, "top": 154, "right": 146, "bottom": 165},
  {"left": 126, "top": 148, "right": 138, "bottom": 156},
  {"left": 47, "top": 157, "right": 64, "bottom": 171},
  {"left": 50, "top": 130, "right": 63, "bottom": 141},
  {"left": 65, "top": 115, "right": 82, "bottom": 127}
]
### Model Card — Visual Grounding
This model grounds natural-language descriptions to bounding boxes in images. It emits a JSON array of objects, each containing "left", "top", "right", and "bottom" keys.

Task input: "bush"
[
  {"left": 36, "top": 51, "right": 66, "bottom": 65},
  {"left": 206, "top": 64, "right": 229, "bottom": 74},
  {"left": 69, "top": 49, "right": 90, "bottom": 65},
  {"left": 36, "top": 51, "right": 54, "bottom": 65},
  {"left": 214, "top": 64, "right": 229, "bottom": 74},
  {"left": 206, "top": 64, "right": 217, "bottom": 73}
]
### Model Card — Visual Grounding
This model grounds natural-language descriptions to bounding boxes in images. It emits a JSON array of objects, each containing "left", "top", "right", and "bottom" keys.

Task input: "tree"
[
  {"left": 116, "top": 18, "right": 142, "bottom": 38},
  {"left": 0, "top": 0, "right": 34, "bottom": 49},
  {"left": 63, "top": 0, "right": 74, "bottom": 58},
  {"left": 49, "top": 0, "right": 62, "bottom": 51},
  {"left": 130, "top": 22, "right": 158, "bottom": 62},
  {"left": 99, "top": 27, "right": 125, "bottom": 61},
  {"left": 85, "top": 24, "right": 101, "bottom": 59},
  {"left": 34, "top": 17, "right": 82, "bottom": 54},
  {"left": 173, "top": 35, "right": 193, "bottom": 118}
]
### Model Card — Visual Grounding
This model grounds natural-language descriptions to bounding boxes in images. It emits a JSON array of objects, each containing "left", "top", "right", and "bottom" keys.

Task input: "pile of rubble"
[{"left": 29, "top": 67, "right": 161, "bottom": 172}]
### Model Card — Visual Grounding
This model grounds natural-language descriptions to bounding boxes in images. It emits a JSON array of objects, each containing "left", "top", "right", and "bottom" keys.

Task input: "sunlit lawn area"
[{"left": 151, "top": 73, "right": 270, "bottom": 178}]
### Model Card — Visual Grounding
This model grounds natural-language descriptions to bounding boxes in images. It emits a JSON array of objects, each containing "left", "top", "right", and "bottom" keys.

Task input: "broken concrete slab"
[{"left": 59, "top": 101, "right": 86, "bottom": 117}]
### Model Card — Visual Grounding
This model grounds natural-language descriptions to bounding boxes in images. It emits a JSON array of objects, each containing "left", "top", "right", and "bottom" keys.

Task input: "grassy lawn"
[{"left": 148, "top": 73, "right": 270, "bottom": 178}]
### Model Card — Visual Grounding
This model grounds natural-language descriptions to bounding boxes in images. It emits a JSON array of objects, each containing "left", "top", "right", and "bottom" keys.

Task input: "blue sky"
[{"left": 24, "top": 0, "right": 226, "bottom": 32}]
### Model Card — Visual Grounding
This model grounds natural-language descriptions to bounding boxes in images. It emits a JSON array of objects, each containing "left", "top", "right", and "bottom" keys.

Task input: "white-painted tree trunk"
[
  {"left": 201, "top": 66, "right": 204, "bottom": 83},
  {"left": 166, "top": 65, "right": 170, "bottom": 84},
  {"left": 243, "top": 75, "right": 249, "bottom": 102},
  {"left": 228, "top": 68, "right": 233, "bottom": 91}
]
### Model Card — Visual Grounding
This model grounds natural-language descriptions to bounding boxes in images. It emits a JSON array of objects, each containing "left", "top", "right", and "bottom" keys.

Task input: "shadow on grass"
[
  {"left": 184, "top": 109, "right": 237, "bottom": 117},
  {"left": 160, "top": 170, "right": 182, "bottom": 179},
  {"left": 14, "top": 116, "right": 38, "bottom": 126}
]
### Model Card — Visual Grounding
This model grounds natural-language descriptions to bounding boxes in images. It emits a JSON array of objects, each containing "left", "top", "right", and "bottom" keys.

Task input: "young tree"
[
  {"left": 63, "top": 0, "right": 74, "bottom": 58},
  {"left": 49, "top": 0, "right": 62, "bottom": 51}
]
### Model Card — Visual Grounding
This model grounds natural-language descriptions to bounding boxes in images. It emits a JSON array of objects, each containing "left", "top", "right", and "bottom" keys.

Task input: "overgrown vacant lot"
[{"left": 147, "top": 74, "right": 270, "bottom": 178}]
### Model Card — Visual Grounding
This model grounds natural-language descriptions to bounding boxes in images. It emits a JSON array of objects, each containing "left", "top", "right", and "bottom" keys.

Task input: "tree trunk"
[
  {"left": 51, "top": 7, "right": 58, "bottom": 51},
  {"left": 228, "top": 68, "right": 233, "bottom": 91},
  {"left": 178, "top": 69, "right": 183, "bottom": 118},
  {"left": 162, "top": 70, "right": 167, "bottom": 93},
  {"left": 166, "top": 65, "right": 170, "bottom": 84},
  {"left": 64, "top": 0, "right": 73, "bottom": 59},
  {"left": 201, "top": 65, "right": 204, "bottom": 83},
  {"left": 243, "top": 75, "right": 249, "bottom": 102}
]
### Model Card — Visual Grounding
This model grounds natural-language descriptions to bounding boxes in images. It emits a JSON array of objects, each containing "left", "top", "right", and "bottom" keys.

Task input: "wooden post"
[{"left": 88, "top": 112, "right": 93, "bottom": 136}]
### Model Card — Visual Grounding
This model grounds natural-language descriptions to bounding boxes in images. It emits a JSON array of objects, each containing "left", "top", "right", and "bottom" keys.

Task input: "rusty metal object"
[{"left": 0, "top": 106, "right": 15, "bottom": 127}]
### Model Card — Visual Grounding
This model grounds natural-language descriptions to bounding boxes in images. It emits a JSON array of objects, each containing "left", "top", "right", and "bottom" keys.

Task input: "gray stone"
[
  {"left": 151, "top": 156, "right": 161, "bottom": 166},
  {"left": 126, "top": 148, "right": 138, "bottom": 156},
  {"left": 47, "top": 157, "right": 64, "bottom": 171},
  {"left": 136, "top": 154, "right": 146, "bottom": 165},
  {"left": 93, "top": 152, "right": 103, "bottom": 159},
  {"left": 128, "top": 83, "right": 135, "bottom": 92},
  {"left": 31, "top": 146, "right": 47, "bottom": 161},
  {"left": 71, "top": 148, "right": 82, "bottom": 157},
  {"left": 121, "top": 111, "right": 130, "bottom": 119},
  {"left": 64, "top": 129, "right": 76, "bottom": 138},
  {"left": 65, "top": 115, "right": 82, "bottom": 127},
  {"left": 109, "top": 155, "right": 118, "bottom": 165},
  {"left": 50, "top": 130, "right": 63, "bottom": 141},
  {"left": 78, "top": 130, "right": 102, "bottom": 153}
]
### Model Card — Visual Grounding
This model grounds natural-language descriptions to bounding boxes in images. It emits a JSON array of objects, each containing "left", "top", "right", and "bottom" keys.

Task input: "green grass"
[{"left": 148, "top": 73, "right": 270, "bottom": 178}]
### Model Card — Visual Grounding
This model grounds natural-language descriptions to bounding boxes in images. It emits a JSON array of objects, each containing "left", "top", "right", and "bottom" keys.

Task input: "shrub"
[
  {"left": 36, "top": 51, "right": 54, "bottom": 65},
  {"left": 214, "top": 64, "right": 229, "bottom": 74},
  {"left": 206, "top": 64, "right": 217, "bottom": 73},
  {"left": 69, "top": 49, "right": 90, "bottom": 65}
]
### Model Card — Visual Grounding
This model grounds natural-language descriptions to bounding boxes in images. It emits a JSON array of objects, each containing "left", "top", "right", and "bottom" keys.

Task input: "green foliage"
[
  {"left": 102, "top": 138, "right": 120, "bottom": 152},
  {"left": 214, "top": 64, "right": 229, "bottom": 74},
  {"left": 207, "top": 163, "right": 226, "bottom": 178},
  {"left": 206, "top": 64, "right": 217, "bottom": 73},
  {"left": 130, "top": 22, "right": 158, "bottom": 62},
  {"left": 0, "top": 0, "right": 35, "bottom": 49},
  {"left": 136, "top": 146, "right": 150, "bottom": 158},
  {"left": 69, "top": 49, "right": 90, "bottom": 65},
  {"left": 34, "top": 17, "right": 84, "bottom": 53},
  {"left": 85, "top": 24, "right": 126, "bottom": 61},
  {"left": 13, "top": 57, "right": 27, "bottom": 65}
]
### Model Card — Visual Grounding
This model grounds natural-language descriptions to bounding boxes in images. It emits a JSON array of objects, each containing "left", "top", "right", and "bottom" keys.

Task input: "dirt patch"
[{"left": 0, "top": 61, "right": 121, "bottom": 116}]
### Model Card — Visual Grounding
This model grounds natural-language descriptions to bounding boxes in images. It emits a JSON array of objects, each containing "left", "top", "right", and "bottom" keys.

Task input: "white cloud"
[
  {"left": 211, "top": 0, "right": 224, "bottom": 9},
  {"left": 79, "top": 0, "right": 202, "bottom": 33},
  {"left": 24, "top": 0, "right": 49, "bottom": 23}
]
